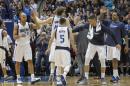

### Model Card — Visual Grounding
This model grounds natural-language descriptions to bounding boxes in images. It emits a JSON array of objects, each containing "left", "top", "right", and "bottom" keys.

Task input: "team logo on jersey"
[{"left": 19, "top": 28, "right": 30, "bottom": 35}]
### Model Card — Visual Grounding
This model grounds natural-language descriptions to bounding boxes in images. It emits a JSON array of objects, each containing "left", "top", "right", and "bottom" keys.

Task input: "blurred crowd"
[
  {"left": 0, "top": 0, "right": 38, "bottom": 20},
  {"left": 0, "top": 0, "right": 130, "bottom": 78}
]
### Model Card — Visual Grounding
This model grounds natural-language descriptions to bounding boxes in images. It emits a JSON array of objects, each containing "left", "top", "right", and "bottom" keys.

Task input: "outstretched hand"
[
  {"left": 31, "top": 11, "right": 37, "bottom": 19},
  {"left": 116, "top": 44, "right": 121, "bottom": 50}
]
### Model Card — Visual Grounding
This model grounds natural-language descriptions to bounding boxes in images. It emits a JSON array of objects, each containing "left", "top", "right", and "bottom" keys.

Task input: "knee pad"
[{"left": 99, "top": 58, "right": 106, "bottom": 68}]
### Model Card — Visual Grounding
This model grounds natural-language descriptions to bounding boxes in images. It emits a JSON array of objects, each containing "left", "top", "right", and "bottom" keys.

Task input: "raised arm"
[
  {"left": 45, "top": 31, "right": 56, "bottom": 54},
  {"left": 73, "top": 23, "right": 89, "bottom": 33},
  {"left": 31, "top": 11, "right": 53, "bottom": 25},
  {"left": 30, "top": 22, "right": 40, "bottom": 30},
  {"left": 36, "top": 17, "right": 53, "bottom": 25}
]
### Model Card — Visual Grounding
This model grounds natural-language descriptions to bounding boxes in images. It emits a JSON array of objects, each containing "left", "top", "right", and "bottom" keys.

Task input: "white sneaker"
[
  {"left": 57, "top": 80, "right": 62, "bottom": 86},
  {"left": 17, "top": 78, "right": 22, "bottom": 84},
  {"left": 31, "top": 77, "right": 41, "bottom": 84}
]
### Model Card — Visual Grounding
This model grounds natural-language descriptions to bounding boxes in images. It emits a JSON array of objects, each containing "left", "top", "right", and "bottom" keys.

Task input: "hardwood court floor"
[{"left": 0, "top": 76, "right": 130, "bottom": 86}]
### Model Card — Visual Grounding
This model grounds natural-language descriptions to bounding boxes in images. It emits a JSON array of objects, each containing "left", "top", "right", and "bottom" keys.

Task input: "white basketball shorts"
[
  {"left": 13, "top": 43, "right": 32, "bottom": 62},
  {"left": 85, "top": 42, "right": 106, "bottom": 65},
  {"left": 106, "top": 46, "right": 120, "bottom": 61},
  {"left": 54, "top": 50, "right": 71, "bottom": 68}
]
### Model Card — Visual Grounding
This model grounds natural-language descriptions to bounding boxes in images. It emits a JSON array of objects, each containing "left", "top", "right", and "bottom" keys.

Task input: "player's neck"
[
  {"left": 60, "top": 24, "right": 66, "bottom": 27},
  {"left": 20, "top": 21, "right": 26, "bottom": 26},
  {"left": 112, "top": 19, "right": 118, "bottom": 22}
]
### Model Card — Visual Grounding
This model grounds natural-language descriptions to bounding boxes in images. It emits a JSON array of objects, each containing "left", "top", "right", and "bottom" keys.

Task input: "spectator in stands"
[
  {"left": 0, "top": 1, "right": 6, "bottom": 19},
  {"left": 23, "top": 1, "right": 32, "bottom": 22},
  {"left": 125, "top": 19, "right": 130, "bottom": 38},
  {"left": 120, "top": 37, "right": 130, "bottom": 76},
  {"left": 30, "top": 0, "right": 38, "bottom": 12},
  {"left": 103, "top": 0, "right": 114, "bottom": 10},
  {"left": 119, "top": 19, "right": 130, "bottom": 76},
  {"left": 35, "top": 32, "right": 49, "bottom": 75}
]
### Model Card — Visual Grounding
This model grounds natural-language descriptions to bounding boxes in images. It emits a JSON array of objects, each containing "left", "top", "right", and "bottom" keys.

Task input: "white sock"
[
  {"left": 17, "top": 75, "right": 20, "bottom": 79},
  {"left": 113, "top": 69, "right": 119, "bottom": 77},
  {"left": 51, "top": 69, "right": 54, "bottom": 74},
  {"left": 31, "top": 74, "right": 35, "bottom": 78},
  {"left": 4, "top": 75, "right": 7, "bottom": 78},
  {"left": 101, "top": 73, "right": 105, "bottom": 79},
  {"left": 85, "top": 72, "right": 89, "bottom": 79},
  {"left": 50, "top": 63, "right": 55, "bottom": 74},
  {"left": 63, "top": 72, "right": 67, "bottom": 79},
  {"left": 56, "top": 75, "right": 62, "bottom": 84},
  {"left": 56, "top": 75, "right": 61, "bottom": 81},
  {"left": 63, "top": 65, "right": 70, "bottom": 79}
]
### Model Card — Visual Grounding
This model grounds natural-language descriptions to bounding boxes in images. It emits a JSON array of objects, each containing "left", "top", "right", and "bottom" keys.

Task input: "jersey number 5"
[{"left": 60, "top": 35, "right": 64, "bottom": 43}]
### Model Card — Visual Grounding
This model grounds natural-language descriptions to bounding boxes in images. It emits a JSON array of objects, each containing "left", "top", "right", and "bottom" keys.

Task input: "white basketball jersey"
[
  {"left": 0, "top": 29, "right": 9, "bottom": 50},
  {"left": 0, "top": 29, "right": 3, "bottom": 46},
  {"left": 15, "top": 22, "right": 30, "bottom": 45},
  {"left": 55, "top": 26, "right": 70, "bottom": 48},
  {"left": 51, "top": 16, "right": 61, "bottom": 37}
]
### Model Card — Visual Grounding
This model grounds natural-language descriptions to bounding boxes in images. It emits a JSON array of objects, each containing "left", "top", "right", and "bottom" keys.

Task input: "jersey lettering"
[
  {"left": 54, "top": 21, "right": 59, "bottom": 30},
  {"left": 60, "top": 34, "right": 64, "bottom": 43}
]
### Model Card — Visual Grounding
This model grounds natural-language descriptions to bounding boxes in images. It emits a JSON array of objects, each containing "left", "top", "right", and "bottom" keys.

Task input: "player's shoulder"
[
  {"left": 14, "top": 23, "right": 19, "bottom": 29},
  {"left": 49, "top": 16, "right": 54, "bottom": 19},
  {"left": 118, "top": 21, "right": 125, "bottom": 27},
  {"left": 66, "top": 27, "right": 72, "bottom": 33},
  {"left": 2, "top": 29, "right": 7, "bottom": 35}
]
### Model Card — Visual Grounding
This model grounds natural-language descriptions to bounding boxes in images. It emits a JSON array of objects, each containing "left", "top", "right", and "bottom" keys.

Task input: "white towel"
[{"left": 87, "top": 21, "right": 101, "bottom": 40}]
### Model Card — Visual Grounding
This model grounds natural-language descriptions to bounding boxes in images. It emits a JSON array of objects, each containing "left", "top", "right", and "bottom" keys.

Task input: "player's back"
[{"left": 55, "top": 26, "right": 70, "bottom": 48}]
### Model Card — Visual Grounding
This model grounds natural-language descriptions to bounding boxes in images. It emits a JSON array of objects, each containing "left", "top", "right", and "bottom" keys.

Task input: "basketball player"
[
  {"left": 13, "top": 12, "right": 40, "bottom": 84},
  {"left": 79, "top": 15, "right": 121, "bottom": 85},
  {"left": 46, "top": 17, "right": 77, "bottom": 86},
  {"left": 106, "top": 11, "right": 128, "bottom": 83},
  {"left": 0, "top": 19, "right": 9, "bottom": 81},
  {"left": 32, "top": 7, "right": 71, "bottom": 83}
]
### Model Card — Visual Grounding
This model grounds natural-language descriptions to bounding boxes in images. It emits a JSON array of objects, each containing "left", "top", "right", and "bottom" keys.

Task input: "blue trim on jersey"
[{"left": 55, "top": 46, "right": 70, "bottom": 52}]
